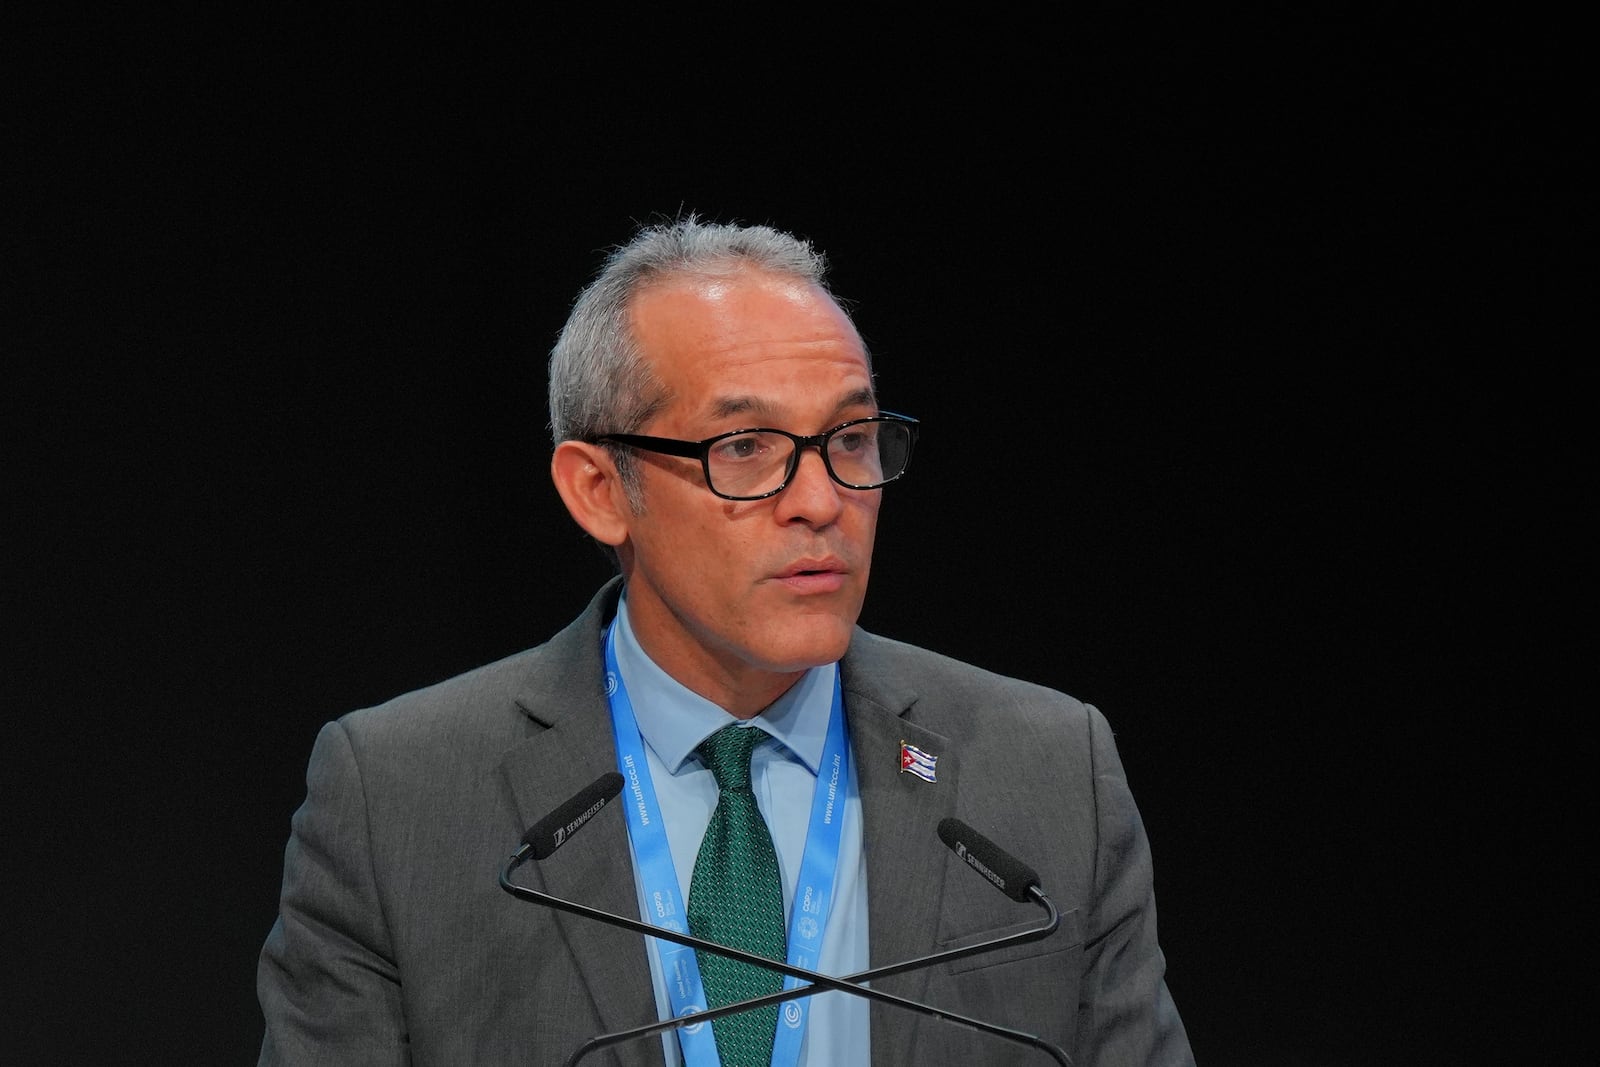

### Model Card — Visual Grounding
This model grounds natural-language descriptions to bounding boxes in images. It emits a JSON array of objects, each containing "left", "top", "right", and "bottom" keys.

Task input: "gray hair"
[{"left": 548, "top": 214, "right": 861, "bottom": 514}]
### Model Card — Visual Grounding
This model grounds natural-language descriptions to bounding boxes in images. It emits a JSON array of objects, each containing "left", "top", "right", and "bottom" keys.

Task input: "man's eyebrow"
[
  {"left": 706, "top": 388, "right": 878, "bottom": 424},
  {"left": 707, "top": 395, "right": 765, "bottom": 420}
]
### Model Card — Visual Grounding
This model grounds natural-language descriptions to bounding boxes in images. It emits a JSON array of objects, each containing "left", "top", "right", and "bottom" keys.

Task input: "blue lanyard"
[{"left": 603, "top": 621, "right": 851, "bottom": 1067}]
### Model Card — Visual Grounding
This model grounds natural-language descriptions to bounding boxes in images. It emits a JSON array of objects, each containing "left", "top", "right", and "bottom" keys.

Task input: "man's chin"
[{"left": 755, "top": 620, "right": 855, "bottom": 674}]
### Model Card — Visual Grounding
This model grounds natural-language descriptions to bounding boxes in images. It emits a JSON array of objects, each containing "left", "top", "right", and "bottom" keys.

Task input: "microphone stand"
[{"left": 499, "top": 848, "right": 1070, "bottom": 1066}]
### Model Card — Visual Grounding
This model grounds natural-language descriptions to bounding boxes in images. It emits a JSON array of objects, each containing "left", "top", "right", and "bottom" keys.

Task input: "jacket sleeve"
[
  {"left": 257, "top": 719, "right": 410, "bottom": 1066},
  {"left": 1077, "top": 704, "right": 1196, "bottom": 1066}
]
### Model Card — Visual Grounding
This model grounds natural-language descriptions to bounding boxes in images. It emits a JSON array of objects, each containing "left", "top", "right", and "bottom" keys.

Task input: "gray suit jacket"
[{"left": 258, "top": 579, "right": 1193, "bottom": 1066}]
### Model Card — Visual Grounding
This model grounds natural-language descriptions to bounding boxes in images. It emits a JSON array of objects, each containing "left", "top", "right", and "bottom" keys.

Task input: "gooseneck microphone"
[
  {"left": 937, "top": 816, "right": 1041, "bottom": 902},
  {"left": 521, "top": 771, "right": 626, "bottom": 860},
  {"left": 499, "top": 774, "right": 1072, "bottom": 1066}
]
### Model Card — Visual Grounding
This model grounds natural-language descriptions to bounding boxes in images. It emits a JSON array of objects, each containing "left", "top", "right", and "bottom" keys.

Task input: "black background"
[{"left": 9, "top": 12, "right": 1582, "bottom": 1066}]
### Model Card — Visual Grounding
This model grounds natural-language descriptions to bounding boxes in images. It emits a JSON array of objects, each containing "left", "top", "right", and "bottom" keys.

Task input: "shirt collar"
[{"left": 613, "top": 593, "right": 836, "bottom": 774}]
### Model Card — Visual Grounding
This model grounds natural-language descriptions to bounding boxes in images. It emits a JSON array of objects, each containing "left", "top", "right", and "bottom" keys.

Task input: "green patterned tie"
[{"left": 687, "top": 724, "right": 787, "bottom": 1067}]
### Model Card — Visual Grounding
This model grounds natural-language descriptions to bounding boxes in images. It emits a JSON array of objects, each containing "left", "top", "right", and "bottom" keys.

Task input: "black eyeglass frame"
[{"left": 589, "top": 412, "right": 919, "bottom": 501}]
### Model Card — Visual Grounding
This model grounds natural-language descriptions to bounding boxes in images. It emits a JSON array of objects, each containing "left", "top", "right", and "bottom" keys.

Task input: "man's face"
[{"left": 615, "top": 269, "right": 882, "bottom": 711}]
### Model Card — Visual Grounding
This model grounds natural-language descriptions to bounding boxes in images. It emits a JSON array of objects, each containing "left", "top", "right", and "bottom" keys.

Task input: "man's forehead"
[{"left": 633, "top": 269, "right": 843, "bottom": 327}]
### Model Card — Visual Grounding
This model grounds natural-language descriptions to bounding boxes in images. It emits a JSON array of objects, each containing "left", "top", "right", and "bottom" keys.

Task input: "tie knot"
[{"left": 698, "top": 724, "right": 762, "bottom": 792}]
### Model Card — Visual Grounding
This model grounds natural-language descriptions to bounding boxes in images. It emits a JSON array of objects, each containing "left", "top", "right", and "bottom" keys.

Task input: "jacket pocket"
[{"left": 938, "top": 906, "right": 1082, "bottom": 975}]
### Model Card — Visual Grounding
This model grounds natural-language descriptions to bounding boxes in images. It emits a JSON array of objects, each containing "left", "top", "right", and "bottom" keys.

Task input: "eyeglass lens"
[{"left": 707, "top": 420, "right": 912, "bottom": 498}]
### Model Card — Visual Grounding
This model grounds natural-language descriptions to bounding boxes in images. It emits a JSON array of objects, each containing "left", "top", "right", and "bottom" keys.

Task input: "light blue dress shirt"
[{"left": 611, "top": 596, "right": 871, "bottom": 1066}]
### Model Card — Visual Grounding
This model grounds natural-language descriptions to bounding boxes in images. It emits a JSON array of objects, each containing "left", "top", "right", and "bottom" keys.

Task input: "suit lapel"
[
  {"left": 497, "top": 580, "right": 664, "bottom": 1067},
  {"left": 842, "top": 635, "right": 961, "bottom": 1057},
  {"left": 499, "top": 730, "right": 661, "bottom": 1065}
]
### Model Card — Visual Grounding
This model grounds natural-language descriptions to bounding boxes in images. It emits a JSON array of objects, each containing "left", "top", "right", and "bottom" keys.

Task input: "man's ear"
[{"left": 551, "top": 441, "right": 630, "bottom": 548}]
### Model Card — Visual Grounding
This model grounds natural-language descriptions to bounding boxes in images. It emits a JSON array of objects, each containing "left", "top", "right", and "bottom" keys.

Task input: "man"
[{"left": 258, "top": 215, "right": 1194, "bottom": 1065}]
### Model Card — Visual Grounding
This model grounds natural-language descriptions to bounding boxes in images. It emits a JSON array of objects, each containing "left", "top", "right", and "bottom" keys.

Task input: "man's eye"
[{"left": 713, "top": 433, "right": 772, "bottom": 462}]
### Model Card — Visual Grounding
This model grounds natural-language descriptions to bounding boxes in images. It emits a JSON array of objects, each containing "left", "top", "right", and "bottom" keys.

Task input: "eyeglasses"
[{"left": 590, "top": 412, "right": 919, "bottom": 501}]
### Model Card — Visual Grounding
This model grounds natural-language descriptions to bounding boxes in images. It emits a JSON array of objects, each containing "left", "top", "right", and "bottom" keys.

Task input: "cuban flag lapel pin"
[{"left": 900, "top": 740, "right": 937, "bottom": 783}]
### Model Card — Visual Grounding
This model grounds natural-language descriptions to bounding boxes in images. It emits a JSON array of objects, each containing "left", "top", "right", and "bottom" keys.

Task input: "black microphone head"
[
  {"left": 937, "top": 817, "right": 1041, "bottom": 903},
  {"left": 523, "top": 771, "right": 625, "bottom": 860}
]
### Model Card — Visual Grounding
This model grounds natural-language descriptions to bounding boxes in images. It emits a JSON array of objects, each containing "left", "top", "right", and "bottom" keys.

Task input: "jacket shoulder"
[
  {"left": 332, "top": 579, "right": 620, "bottom": 753},
  {"left": 845, "top": 628, "right": 1102, "bottom": 737},
  {"left": 332, "top": 645, "right": 550, "bottom": 754}
]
